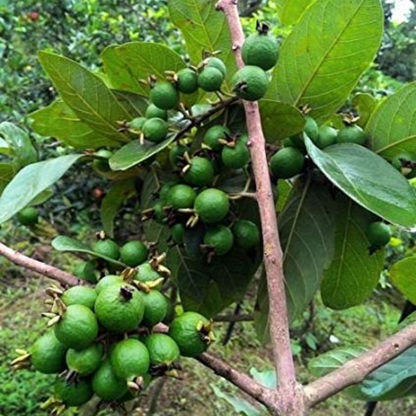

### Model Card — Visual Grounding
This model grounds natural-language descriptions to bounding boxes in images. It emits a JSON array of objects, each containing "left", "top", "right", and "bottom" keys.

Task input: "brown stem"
[
  {"left": 304, "top": 322, "right": 416, "bottom": 407},
  {"left": 0, "top": 242, "right": 79, "bottom": 286},
  {"left": 197, "top": 352, "right": 272, "bottom": 408},
  {"left": 215, "top": 1, "right": 302, "bottom": 414}
]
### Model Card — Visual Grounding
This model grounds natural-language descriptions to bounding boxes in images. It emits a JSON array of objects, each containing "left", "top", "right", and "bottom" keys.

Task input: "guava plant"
[{"left": 1, "top": 0, "right": 416, "bottom": 415}]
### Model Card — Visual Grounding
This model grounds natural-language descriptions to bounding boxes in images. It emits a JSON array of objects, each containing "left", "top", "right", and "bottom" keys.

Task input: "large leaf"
[
  {"left": 0, "top": 154, "right": 83, "bottom": 224},
  {"left": 361, "top": 347, "right": 416, "bottom": 401},
  {"left": 279, "top": 0, "right": 316, "bottom": 26},
  {"left": 101, "top": 180, "right": 136, "bottom": 238},
  {"left": 255, "top": 177, "right": 336, "bottom": 341},
  {"left": 102, "top": 42, "right": 186, "bottom": 96},
  {"left": 366, "top": 82, "right": 416, "bottom": 159},
  {"left": 52, "top": 236, "right": 126, "bottom": 267},
  {"left": 0, "top": 122, "right": 37, "bottom": 168},
  {"left": 321, "top": 197, "right": 385, "bottom": 310},
  {"left": 268, "top": 0, "right": 383, "bottom": 121},
  {"left": 309, "top": 345, "right": 369, "bottom": 399},
  {"left": 389, "top": 256, "right": 416, "bottom": 304},
  {"left": 305, "top": 138, "right": 416, "bottom": 229},
  {"left": 110, "top": 136, "right": 175, "bottom": 171},
  {"left": 30, "top": 100, "right": 120, "bottom": 149},
  {"left": 259, "top": 100, "right": 305, "bottom": 143},
  {"left": 38, "top": 52, "right": 131, "bottom": 143},
  {"left": 168, "top": 0, "right": 236, "bottom": 89}
]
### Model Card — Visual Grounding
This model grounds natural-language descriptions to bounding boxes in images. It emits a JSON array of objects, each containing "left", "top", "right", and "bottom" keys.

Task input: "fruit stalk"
[
  {"left": 0, "top": 241, "right": 79, "bottom": 286},
  {"left": 215, "top": 1, "right": 302, "bottom": 415}
]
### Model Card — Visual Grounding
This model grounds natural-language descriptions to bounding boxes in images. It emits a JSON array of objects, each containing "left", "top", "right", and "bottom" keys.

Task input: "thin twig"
[
  {"left": 215, "top": 1, "right": 302, "bottom": 414},
  {"left": 0, "top": 242, "right": 79, "bottom": 286}
]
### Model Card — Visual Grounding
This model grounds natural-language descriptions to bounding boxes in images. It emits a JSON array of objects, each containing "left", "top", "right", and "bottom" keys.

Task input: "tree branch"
[
  {"left": 215, "top": 1, "right": 302, "bottom": 414},
  {"left": 304, "top": 322, "right": 416, "bottom": 407},
  {"left": 0, "top": 242, "right": 79, "bottom": 286}
]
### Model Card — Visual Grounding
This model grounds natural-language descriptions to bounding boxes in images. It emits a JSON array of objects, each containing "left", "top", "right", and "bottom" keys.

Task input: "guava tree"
[{"left": 1, "top": 0, "right": 416, "bottom": 415}]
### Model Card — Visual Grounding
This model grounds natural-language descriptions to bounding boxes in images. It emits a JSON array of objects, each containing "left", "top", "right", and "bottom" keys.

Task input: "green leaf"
[
  {"left": 0, "top": 163, "right": 16, "bottom": 194},
  {"left": 110, "top": 136, "right": 175, "bottom": 171},
  {"left": 389, "top": 256, "right": 416, "bottom": 304},
  {"left": 169, "top": 244, "right": 260, "bottom": 317},
  {"left": 250, "top": 368, "right": 277, "bottom": 389},
  {"left": 101, "top": 180, "right": 136, "bottom": 238},
  {"left": 168, "top": 0, "right": 237, "bottom": 89},
  {"left": 361, "top": 347, "right": 416, "bottom": 401},
  {"left": 29, "top": 188, "right": 53, "bottom": 206},
  {"left": 321, "top": 196, "right": 384, "bottom": 310},
  {"left": 0, "top": 154, "right": 83, "bottom": 224},
  {"left": 38, "top": 52, "right": 132, "bottom": 143},
  {"left": 259, "top": 100, "right": 305, "bottom": 143},
  {"left": 268, "top": 0, "right": 383, "bottom": 121},
  {"left": 352, "top": 93, "right": 378, "bottom": 129},
  {"left": 305, "top": 137, "right": 416, "bottom": 229},
  {"left": 51, "top": 236, "right": 126, "bottom": 267},
  {"left": 211, "top": 385, "right": 265, "bottom": 416},
  {"left": 366, "top": 82, "right": 416, "bottom": 159},
  {"left": 309, "top": 345, "right": 369, "bottom": 400},
  {"left": 112, "top": 90, "right": 148, "bottom": 116},
  {"left": 276, "top": 180, "right": 292, "bottom": 213},
  {"left": 30, "top": 100, "right": 120, "bottom": 149},
  {"left": 279, "top": 0, "right": 317, "bottom": 26},
  {"left": 102, "top": 42, "right": 186, "bottom": 96},
  {"left": 0, "top": 122, "right": 37, "bottom": 168},
  {"left": 255, "top": 177, "right": 336, "bottom": 341}
]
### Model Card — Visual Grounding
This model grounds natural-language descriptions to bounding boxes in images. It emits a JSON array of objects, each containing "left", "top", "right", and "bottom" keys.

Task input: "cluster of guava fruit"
[{"left": 12, "top": 242, "right": 214, "bottom": 414}]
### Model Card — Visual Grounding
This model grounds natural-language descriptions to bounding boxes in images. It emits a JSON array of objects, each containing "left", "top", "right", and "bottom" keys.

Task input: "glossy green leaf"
[
  {"left": 29, "top": 188, "right": 53, "bottom": 206},
  {"left": 110, "top": 136, "right": 175, "bottom": 171},
  {"left": 268, "top": 0, "right": 383, "bottom": 121},
  {"left": 255, "top": 177, "right": 336, "bottom": 342},
  {"left": 52, "top": 236, "right": 126, "bottom": 267},
  {"left": 352, "top": 93, "right": 378, "bottom": 128},
  {"left": 0, "top": 163, "right": 16, "bottom": 194},
  {"left": 389, "top": 256, "right": 416, "bottom": 304},
  {"left": 309, "top": 345, "right": 369, "bottom": 399},
  {"left": 305, "top": 138, "right": 416, "bottom": 229},
  {"left": 101, "top": 180, "right": 136, "bottom": 238},
  {"left": 361, "top": 347, "right": 416, "bottom": 401},
  {"left": 168, "top": 0, "right": 236, "bottom": 89},
  {"left": 0, "top": 154, "right": 83, "bottom": 224},
  {"left": 366, "top": 82, "right": 416, "bottom": 159},
  {"left": 30, "top": 100, "right": 120, "bottom": 149},
  {"left": 38, "top": 52, "right": 131, "bottom": 143},
  {"left": 321, "top": 196, "right": 385, "bottom": 310},
  {"left": 102, "top": 42, "right": 186, "bottom": 96},
  {"left": 0, "top": 122, "right": 37, "bottom": 168},
  {"left": 259, "top": 100, "right": 305, "bottom": 143},
  {"left": 279, "top": 0, "right": 316, "bottom": 26}
]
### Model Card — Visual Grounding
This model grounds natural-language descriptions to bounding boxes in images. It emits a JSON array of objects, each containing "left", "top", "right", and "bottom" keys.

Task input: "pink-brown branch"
[
  {"left": 215, "top": 0, "right": 301, "bottom": 414},
  {"left": 304, "top": 322, "right": 416, "bottom": 407},
  {"left": 0, "top": 241, "right": 79, "bottom": 286}
]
